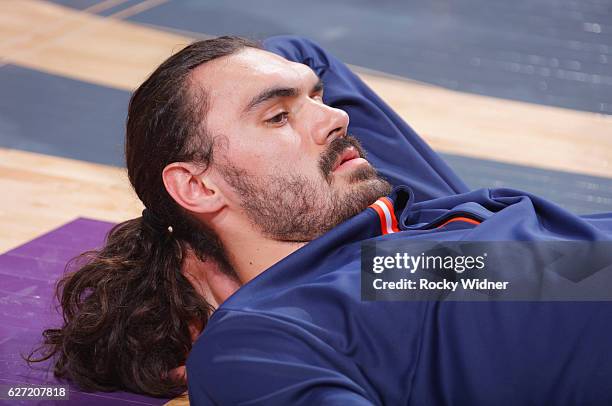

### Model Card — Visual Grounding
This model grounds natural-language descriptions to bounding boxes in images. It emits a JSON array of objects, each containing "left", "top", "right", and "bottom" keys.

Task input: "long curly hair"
[{"left": 27, "top": 36, "right": 259, "bottom": 397}]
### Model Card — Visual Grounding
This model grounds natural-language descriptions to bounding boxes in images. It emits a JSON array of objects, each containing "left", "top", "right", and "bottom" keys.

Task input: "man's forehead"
[{"left": 191, "top": 48, "right": 316, "bottom": 106}]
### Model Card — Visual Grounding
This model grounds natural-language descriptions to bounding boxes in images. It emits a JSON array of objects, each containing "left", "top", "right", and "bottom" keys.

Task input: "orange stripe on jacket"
[
  {"left": 380, "top": 197, "right": 400, "bottom": 233},
  {"left": 369, "top": 197, "right": 400, "bottom": 235},
  {"left": 369, "top": 202, "right": 389, "bottom": 235},
  {"left": 436, "top": 216, "right": 481, "bottom": 229}
]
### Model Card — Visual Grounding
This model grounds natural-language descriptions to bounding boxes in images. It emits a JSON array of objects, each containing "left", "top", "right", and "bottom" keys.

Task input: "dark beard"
[{"left": 218, "top": 136, "right": 392, "bottom": 242}]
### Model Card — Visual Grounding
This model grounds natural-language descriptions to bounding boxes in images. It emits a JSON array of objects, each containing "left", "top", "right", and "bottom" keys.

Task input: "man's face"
[{"left": 192, "top": 47, "right": 391, "bottom": 241}]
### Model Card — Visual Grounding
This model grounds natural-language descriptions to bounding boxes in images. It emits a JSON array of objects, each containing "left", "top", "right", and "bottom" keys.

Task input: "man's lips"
[{"left": 332, "top": 147, "right": 362, "bottom": 172}]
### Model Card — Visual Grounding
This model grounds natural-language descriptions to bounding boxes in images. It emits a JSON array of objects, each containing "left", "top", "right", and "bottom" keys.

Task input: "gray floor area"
[
  {"left": 121, "top": 0, "right": 612, "bottom": 114},
  {"left": 49, "top": 0, "right": 612, "bottom": 113},
  {"left": 442, "top": 154, "right": 612, "bottom": 214},
  {"left": 0, "top": 65, "right": 128, "bottom": 167},
  {"left": 1, "top": 64, "right": 610, "bottom": 214}
]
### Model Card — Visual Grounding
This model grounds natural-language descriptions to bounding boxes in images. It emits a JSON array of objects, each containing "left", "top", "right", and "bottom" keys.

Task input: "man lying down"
[{"left": 31, "top": 36, "right": 612, "bottom": 405}]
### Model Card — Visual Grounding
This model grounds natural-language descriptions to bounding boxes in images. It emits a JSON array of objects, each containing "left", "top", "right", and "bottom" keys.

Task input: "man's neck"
[{"left": 220, "top": 229, "right": 306, "bottom": 284}]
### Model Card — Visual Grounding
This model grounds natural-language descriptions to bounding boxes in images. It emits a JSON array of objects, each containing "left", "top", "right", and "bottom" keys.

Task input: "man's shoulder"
[
  {"left": 186, "top": 308, "right": 379, "bottom": 405},
  {"left": 190, "top": 308, "right": 313, "bottom": 356},
  {"left": 186, "top": 308, "right": 344, "bottom": 386}
]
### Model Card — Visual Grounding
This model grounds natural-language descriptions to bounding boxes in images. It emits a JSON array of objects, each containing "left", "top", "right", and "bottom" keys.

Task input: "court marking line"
[
  {"left": 84, "top": 0, "right": 132, "bottom": 15},
  {"left": 108, "top": 0, "right": 170, "bottom": 19}
]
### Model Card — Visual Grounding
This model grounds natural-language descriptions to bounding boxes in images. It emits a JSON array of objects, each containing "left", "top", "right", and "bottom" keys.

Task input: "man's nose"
[{"left": 310, "top": 103, "right": 349, "bottom": 145}]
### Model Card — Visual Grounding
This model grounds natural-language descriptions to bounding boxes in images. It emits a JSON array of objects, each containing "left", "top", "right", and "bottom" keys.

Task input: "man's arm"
[
  {"left": 187, "top": 310, "right": 377, "bottom": 405},
  {"left": 264, "top": 36, "right": 469, "bottom": 202}
]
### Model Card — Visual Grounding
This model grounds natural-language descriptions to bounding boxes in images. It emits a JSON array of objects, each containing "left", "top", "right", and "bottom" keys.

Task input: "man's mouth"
[
  {"left": 319, "top": 135, "right": 369, "bottom": 179},
  {"left": 332, "top": 147, "right": 364, "bottom": 172}
]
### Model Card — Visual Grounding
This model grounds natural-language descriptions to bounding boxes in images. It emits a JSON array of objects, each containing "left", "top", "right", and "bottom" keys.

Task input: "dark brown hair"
[{"left": 27, "top": 36, "right": 260, "bottom": 397}]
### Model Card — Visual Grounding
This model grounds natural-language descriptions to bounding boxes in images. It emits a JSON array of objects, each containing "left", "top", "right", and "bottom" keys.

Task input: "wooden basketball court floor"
[{"left": 0, "top": 1, "right": 610, "bottom": 404}]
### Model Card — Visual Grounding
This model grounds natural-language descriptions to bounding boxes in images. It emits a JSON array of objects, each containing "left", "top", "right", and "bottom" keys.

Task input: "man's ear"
[{"left": 162, "top": 162, "right": 225, "bottom": 214}]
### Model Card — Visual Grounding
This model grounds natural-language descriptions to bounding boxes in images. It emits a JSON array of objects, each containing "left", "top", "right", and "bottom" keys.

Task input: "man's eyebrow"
[{"left": 243, "top": 78, "right": 324, "bottom": 115}]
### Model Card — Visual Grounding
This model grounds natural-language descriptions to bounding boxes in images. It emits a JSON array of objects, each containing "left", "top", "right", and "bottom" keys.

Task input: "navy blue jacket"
[{"left": 187, "top": 37, "right": 612, "bottom": 405}]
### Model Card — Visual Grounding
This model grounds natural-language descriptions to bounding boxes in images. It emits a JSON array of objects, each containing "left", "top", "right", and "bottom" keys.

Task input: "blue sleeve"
[
  {"left": 263, "top": 36, "right": 469, "bottom": 202},
  {"left": 187, "top": 311, "right": 377, "bottom": 405}
]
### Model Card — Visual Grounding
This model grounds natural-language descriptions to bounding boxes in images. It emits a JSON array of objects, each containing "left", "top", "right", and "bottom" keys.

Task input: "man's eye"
[
  {"left": 312, "top": 93, "right": 324, "bottom": 102},
  {"left": 266, "top": 112, "right": 289, "bottom": 125}
]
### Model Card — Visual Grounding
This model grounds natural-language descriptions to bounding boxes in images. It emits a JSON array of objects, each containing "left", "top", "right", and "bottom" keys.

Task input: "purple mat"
[{"left": 0, "top": 218, "right": 169, "bottom": 405}]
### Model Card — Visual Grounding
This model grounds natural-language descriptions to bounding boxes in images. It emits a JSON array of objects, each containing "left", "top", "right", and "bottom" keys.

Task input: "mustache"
[{"left": 319, "top": 135, "right": 367, "bottom": 178}]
